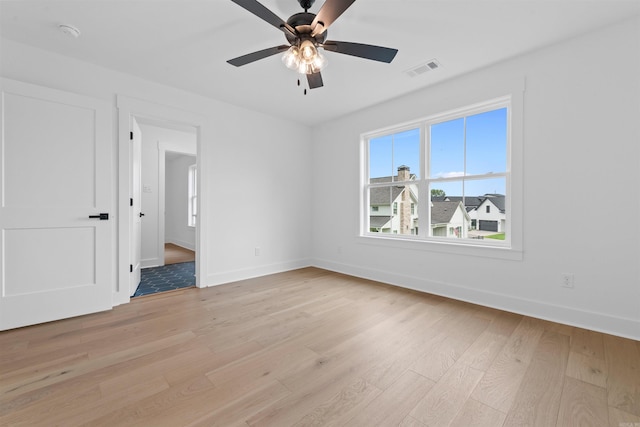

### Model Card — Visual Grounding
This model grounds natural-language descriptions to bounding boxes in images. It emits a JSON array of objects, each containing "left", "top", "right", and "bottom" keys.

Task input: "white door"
[
  {"left": 0, "top": 79, "right": 113, "bottom": 330},
  {"left": 130, "top": 118, "right": 142, "bottom": 296}
]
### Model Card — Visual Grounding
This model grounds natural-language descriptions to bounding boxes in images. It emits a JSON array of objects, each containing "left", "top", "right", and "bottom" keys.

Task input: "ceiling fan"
[{"left": 227, "top": 0, "right": 398, "bottom": 91}]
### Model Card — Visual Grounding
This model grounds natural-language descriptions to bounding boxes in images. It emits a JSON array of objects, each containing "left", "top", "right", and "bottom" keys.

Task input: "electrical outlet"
[
  {"left": 254, "top": 247, "right": 260, "bottom": 257},
  {"left": 560, "top": 273, "right": 574, "bottom": 288}
]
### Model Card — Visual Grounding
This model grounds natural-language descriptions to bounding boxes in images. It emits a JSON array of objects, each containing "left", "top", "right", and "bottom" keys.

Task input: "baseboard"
[
  {"left": 202, "top": 258, "right": 313, "bottom": 288},
  {"left": 313, "top": 258, "right": 640, "bottom": 341},
  {"left": 141, "top": 258, "right": 162, "bottom": 269}
]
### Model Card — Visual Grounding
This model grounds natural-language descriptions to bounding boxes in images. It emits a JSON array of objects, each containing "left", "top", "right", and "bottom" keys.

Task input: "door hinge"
[
  {"left": 130, "top": 264, "right": 133, "bottom": 273},
  {"left": 130, "top": 198, "right": 133, "bottom": 206},
  {"left": 130, "top": 131, "right": 133, "bottom": 140}
]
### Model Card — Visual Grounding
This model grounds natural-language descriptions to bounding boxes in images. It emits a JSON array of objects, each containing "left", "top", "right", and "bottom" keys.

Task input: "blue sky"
[{"left": 369, "top": 108, "right": 507, "bottom": 197}]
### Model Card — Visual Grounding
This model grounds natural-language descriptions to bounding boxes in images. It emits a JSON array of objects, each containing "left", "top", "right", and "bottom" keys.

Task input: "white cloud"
[{"left": 434, "top": 171, "right": 465, "bottom": 179}]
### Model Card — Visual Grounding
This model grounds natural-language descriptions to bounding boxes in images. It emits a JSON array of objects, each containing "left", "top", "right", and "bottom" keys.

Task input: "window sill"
[{"left": 356, "top": 234, "right": 523, "bottom": 261}]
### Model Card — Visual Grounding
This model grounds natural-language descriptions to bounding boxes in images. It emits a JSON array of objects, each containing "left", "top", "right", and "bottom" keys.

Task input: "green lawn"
[{"left": 485, "top": 233, "right": 505, "bottom": 240}]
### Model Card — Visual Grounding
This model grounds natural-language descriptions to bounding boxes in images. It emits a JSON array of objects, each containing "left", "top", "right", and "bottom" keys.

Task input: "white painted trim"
[
  {"left": 355, "top": 235, "right": 523, "bottom": 261},
  {"left": 313, "top": 257, "right": 640, "bottom": 341},
  {"left": 116, "top": 96, "right": 205, "bottom": 306},
  {"left": 203, "top": 259, "right": 312, "bottom": 288}
]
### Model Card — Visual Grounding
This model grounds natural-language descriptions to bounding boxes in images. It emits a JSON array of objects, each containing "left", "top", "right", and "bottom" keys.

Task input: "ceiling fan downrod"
[{"left": 298, "top": 0, "right": 315, "bottom": 12}]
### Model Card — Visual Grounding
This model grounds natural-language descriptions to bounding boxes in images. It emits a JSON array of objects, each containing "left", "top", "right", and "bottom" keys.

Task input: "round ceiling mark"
[{"left": 58, "top": 24, "right": 81, "bottom": 38}]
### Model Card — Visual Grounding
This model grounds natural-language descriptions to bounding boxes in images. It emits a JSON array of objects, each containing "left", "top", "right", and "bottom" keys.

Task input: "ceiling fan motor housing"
[{"left": 285, "top": 12, "right": 327, "bottom": 45}]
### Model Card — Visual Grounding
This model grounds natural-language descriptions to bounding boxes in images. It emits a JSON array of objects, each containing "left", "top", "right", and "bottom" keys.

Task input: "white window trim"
[{"left": 359, "top": 87, "right": 524, "bottom": 261}]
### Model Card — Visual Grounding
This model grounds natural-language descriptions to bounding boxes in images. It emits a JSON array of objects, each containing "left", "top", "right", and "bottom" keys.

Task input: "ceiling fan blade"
[
  {"left": 311, "top": 0, "right": 356, "bottom": 36},
  {"left": 307, "top": 71, "right": 324, "bottom": 89},
  {"left": 227, "top": 45, "right": 290, "bottom": 67},
  {"left": 322, "top": 40, "right": 398, "bottom": 63},
  {"left": 230, "top": 0, "right": 296, "bottom": 35}
]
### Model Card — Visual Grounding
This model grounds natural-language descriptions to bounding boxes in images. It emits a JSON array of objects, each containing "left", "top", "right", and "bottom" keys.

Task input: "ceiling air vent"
[{"left": 405, "top": 59, "right": 441, "bottom": 77}]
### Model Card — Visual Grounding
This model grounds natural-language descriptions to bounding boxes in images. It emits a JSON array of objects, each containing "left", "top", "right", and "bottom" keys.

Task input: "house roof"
[
  {"left": 370, "top": 186, "right": 404, "bottom": 205},
  {"left": 444, "top": 196, "right": 483, "bottom": 208},
  {"left": 370, "top": 216, "right": 392, "bottom": 228},
  {"left": 370, "top": 173, "right": 417, "bottom": 205},
  {"left": 431, "top": 201, "right": 462, "bottom": 224},
  {"left": 480, "top": 194, "right": 506, "bottom": 213},
  {"left": 435, "top": 194, "right": 505, "bottom": 213}
]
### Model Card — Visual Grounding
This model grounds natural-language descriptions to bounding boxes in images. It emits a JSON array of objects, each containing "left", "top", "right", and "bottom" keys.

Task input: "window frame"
[{"left": 360, "top": 94, "right": 522, "bottom": 260}]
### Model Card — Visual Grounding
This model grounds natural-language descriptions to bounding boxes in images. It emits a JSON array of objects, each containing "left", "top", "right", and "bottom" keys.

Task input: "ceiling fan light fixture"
[
  {"left": 283, "top": 40, "right": 327, "bottom": 75},
  {"left": 297, "top": 51, "right": 327, "bottom": 74},
  {"left": 300, "top": 39, "right": 317, "bottom": 62},
  {"left": 311, "top": 51, "right": 327, "bottom": 71},
  {"left": 282, "top": 46, "right": 301, "bottom": 70}
]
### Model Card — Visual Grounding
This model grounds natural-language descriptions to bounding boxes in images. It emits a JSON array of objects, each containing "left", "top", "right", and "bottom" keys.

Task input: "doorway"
[
  {"left": 132, "top": 122, "right": 197, "bottom": 297},
  {"left": 117, "top": 95, "right": 203, "bottom": 303}
]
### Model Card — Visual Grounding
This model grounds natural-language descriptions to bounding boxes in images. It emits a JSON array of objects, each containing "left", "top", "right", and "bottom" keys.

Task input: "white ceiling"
[{"left": 1, "top": 0, "right": 639, "bottom": 126}]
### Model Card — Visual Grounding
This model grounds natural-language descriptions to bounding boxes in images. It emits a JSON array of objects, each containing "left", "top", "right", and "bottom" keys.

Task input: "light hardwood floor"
[
  {"left": 165, "top": 243, "right": 195, "bottom": 265},
  {"left": 1, "top": 268, "right": 638, "bottom": 426}
]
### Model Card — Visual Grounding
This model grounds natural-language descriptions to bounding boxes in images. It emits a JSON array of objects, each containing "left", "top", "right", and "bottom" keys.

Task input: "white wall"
[
  {"left": 0, "top": 38, "right": 313, "bottom": 300},
  {"left": 310, "top": 17, "right": 640, "bottom": 340},
  {"left": 166, "top": 153, "right": 197, "bottom": 250}
]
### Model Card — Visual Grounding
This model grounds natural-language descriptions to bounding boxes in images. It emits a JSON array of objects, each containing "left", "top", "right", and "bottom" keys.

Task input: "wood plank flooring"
[
  {"left": 165, "top": 243, "right": 195, "bottom": 265},
  {"left": 1, "top": 267, "right": 639, "bottom": 426}
]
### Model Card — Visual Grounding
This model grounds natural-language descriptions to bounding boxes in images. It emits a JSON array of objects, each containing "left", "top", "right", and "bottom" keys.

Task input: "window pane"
[
  {"left": 369, "top": 135, "right": 393, "bottom": 180},
  {"left": 428, "top": 179, "right": 506, "bottom": 240},
  {"left": 465, "top": 178, "right": 506, "bottom": 240},
  {"left": 466, "top": 108, "right": 507, "bottom": 175},
  {"left": 370, "top": 128, "right": 420, "bottom": 182},
  {"left": 429, "top": 181, "right": 462, "bottom": 201},
  {"left": 393, "top": 128, "right": 420, "bottom": 180},
  {"left": 369, "top": 187, "right": 392, "bottom": 233},
  {"left": 369, "top": 184, "right": 418, "bottom": 235},
  {"left": 430, "top": 118, "right": 464, "bottom": 179},
  {"left": 464, "top": 177, "right": 506, "bottom": 196},
  {"left": 429, "top": 181, "right": 467, "bottom": 239}
]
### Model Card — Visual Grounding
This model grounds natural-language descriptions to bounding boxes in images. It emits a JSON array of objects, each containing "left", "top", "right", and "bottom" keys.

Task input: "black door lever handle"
[
  {"left": 89, "top": 213, "right": 109, "bottom": 220},
  {"left": 139, "top": 212, "right": 145, "bottom": 217}
]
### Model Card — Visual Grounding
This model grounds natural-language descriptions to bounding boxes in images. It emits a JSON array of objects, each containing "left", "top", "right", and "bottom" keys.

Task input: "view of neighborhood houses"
[
  {"left": 366, "top": 105, "right": 508, "bottom": 241},
  {"left": 368, "top": 165, "right": 507, "bottom": 240}
]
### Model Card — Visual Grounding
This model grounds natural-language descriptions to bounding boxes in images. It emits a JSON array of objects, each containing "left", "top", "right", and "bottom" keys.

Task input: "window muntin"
[{"left": 364, "top": 98, "right": 510, "bottom": 247}]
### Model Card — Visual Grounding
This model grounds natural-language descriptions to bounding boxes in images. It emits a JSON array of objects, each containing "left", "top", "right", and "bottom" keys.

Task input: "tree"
[{"left": 431, "top": 188, "right": 446, "bottom": 198}]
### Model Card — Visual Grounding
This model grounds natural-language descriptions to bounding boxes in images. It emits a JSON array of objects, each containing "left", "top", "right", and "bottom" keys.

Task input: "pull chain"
[{"left": 296, "top": 75, "right": 309, "bottom": 95}]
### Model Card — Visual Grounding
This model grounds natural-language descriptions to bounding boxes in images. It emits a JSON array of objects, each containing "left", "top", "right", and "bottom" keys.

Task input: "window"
[
  {"left": 188, "top": 164, "right": 197, "bottom": 227},
  {"left": 363, "top": 97, "right": 511, "bottom": 247}
]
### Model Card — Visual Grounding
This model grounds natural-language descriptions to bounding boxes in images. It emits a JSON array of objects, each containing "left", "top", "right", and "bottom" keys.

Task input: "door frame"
[
  {"left": 116, "top": 96, "right": 204, "bottom": 306},
  {"left": 157, "top": 143, "right": 197, "bottom": 267}
]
